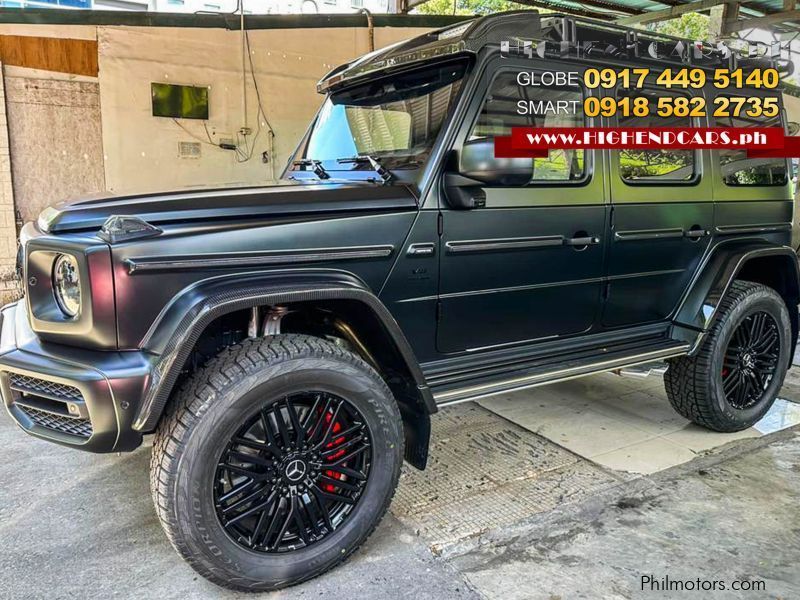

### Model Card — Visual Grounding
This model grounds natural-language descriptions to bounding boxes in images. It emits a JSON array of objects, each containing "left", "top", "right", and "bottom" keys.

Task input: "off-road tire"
[
  {"left": 664, "top": 280, "right": 791, "bottom": 432},
  {"left": 149, "top": 334, "right": 403, "bottom": 592}
]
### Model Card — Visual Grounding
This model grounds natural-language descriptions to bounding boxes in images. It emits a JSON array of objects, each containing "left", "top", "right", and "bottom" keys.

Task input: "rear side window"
[
  {"left": 468, "top": 71, "right": 586, "bottom": 183},
  {"left": 716, "top": 95, "right": 788, "bottom": 186},
  {"left": 616, "top": 88, "right": 696, "bottom": 184}
]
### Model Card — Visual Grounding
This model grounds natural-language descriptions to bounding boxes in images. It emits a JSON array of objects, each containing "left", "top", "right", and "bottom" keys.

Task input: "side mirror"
[
  {"left": 459, "top": 138, "right": 532, "bottom": 186},
  {"left": 443, "top": 140, "right": 533, "bottom": 209}
]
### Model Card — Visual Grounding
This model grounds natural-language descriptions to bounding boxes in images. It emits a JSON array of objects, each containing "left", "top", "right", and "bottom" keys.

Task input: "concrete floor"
[
  {"left": 480, "top": 372, "right": 800, "bottom": 474},
  {"left": 1, "top": 372, "right": 799, "bottom": 599},
  {"left": 450, "top": 432, "right": 800, "bottom": 600}
]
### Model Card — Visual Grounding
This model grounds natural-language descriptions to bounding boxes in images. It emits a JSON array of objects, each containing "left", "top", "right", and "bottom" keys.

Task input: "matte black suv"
[{"left": 1, "top": 12, "right": 798, "bottom": 591}]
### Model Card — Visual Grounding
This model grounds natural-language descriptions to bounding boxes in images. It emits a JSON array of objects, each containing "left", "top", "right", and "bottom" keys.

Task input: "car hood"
[{"left": 38, "top": 180, "right": 418, "bottom": 235}]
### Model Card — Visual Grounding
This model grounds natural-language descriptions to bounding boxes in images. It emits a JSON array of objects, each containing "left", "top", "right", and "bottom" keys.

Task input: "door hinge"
[
  {"left": 602, "top": 281, "right": 611, "bottom": 301},
  {"left": 435, "top": 300, "right": 442, "bottom": 322},
  {"left": 609, "top": 206, "right": 615, "bottom": 231},
  {"left": 437, "top": 212, "right": 443, "bottom": 236}
]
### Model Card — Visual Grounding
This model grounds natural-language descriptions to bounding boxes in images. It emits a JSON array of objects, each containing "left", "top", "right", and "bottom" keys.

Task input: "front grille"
[
  {"left": 9, "top": 374, "right": 82, "bottom": 403},
  {"left": 17, "top": 404, "right": 93, "bottom": 438}
]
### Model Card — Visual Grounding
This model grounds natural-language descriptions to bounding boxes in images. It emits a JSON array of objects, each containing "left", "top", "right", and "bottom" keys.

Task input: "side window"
[
  {"left": 468, "top": 71, "right": 586, "bottom": 183},
  {"left": 617, "top": 88, "right": 696, "bottom": 183},
  {"left": 716, "top": 95, "right": 788, "bottom": 186}
]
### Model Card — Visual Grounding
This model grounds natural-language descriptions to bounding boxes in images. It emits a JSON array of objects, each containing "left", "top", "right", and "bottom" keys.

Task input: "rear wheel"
[
  {"left": 664, "top": 281, "right": 792, "bottom": 432},
  {"left": 150, "top": 334, "right": 403, "bottom": 591}
]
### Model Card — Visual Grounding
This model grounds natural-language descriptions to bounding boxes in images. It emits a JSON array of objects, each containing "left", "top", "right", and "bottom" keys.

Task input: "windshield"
[{"left": 301, "top": 60, "right": 468, "bottom": 173}]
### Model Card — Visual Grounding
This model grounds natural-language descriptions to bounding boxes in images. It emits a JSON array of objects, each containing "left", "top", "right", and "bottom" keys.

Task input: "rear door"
[
  {"left": 603, "top": 84, "right": 713, "bottom": 329},
  {"left": 437, "top": 58, "right": 608, "bottom": 353}
]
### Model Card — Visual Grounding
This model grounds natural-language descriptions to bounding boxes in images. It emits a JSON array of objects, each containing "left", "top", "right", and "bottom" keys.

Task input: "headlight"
[{"left": 52, "top": 253, "right": 81, "bottom": 317}]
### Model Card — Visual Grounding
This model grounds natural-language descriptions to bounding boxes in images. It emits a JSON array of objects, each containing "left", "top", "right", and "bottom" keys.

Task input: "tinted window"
[
  {"left": 717, "top": 96, "right": 788, "bottom": 186},
  {"left": 617, "top": 88, "right": 695, "bottom": 183},
  {"left": 468, "top": 72, "right": 585, "bottom": 183}
]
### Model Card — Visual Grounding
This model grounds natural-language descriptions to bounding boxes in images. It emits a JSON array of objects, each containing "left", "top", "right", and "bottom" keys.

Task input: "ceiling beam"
[
  {"left": 617, "top": 0, "right": 737, "bottom": 26},
  {"left": 724, "top": 9, "right": 800, "bottom": 32},
  {"left": 570, "top": 0, "right": 640, "bottom": 14},
  {"left": 709, "top": 2, "right": 738, "bottom": 38},
  {"left": 496, "top": 0, "right": 631, "bottom": 19},
  {"left": 403, "top": 0, "right": 638, "bottom": 16}
]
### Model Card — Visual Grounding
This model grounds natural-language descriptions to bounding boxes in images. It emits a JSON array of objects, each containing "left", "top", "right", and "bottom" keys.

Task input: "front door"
[{"left": 437, "top": 59, "right": 608, "bottom": 354}]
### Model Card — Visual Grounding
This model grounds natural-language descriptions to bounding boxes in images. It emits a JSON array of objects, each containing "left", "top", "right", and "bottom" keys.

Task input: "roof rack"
[
  {"left": 463, "top": 11, "right": 791, "bottom": 75},
  {"left": 318, "top": 11, "right": 794, "bottom": 94}
]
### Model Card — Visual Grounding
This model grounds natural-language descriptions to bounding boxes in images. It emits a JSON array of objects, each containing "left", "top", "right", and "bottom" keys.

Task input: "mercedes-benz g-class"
[{"left": 1, "top": 11, "right": 797, "bottom": 591}]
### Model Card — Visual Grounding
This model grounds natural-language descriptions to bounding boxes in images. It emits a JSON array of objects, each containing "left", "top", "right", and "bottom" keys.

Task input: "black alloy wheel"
[
  {"left": 720, "top": 311, "right": 781, "bottom": 410},
  {"left": 664, "top": 281, "right": 791, "bottom": 432},
  {"left": 150, "top": 334, "right": 403, "bottom": 592},
  {"left": 214, "top": 392, "right": 372, "bottom": 553}
]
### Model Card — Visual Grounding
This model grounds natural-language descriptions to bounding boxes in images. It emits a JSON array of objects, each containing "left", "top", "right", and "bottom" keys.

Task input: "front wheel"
[
  {"left": 664, "top": 281, "right": 792, "bottom": 432},
  {"left": 150, "top": 334, "right": 403, "bottom": 591}
]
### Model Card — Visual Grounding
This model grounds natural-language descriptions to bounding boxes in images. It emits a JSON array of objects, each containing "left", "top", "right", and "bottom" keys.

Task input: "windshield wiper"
[
  {"left": 291, "top": 159, "right": 330, "bottom": 180},
  {"left": 337, "top": 155, "right": 393, "bottom": 184}
]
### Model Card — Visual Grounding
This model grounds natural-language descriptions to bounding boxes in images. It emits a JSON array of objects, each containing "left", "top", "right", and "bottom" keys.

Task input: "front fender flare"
[{"left": 132, "top": 270, "right": 434, "bottom": 434}]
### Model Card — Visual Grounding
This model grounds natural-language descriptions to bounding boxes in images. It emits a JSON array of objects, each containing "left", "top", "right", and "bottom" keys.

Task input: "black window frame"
[
  {"left": 613, "top": 85, "right": 701, "bottom": 188},
  {"left": 713, "top": 92, "right": 789, "bottom": 188},
  {"left": 463, "top": 66, "right": 593, "bottom": 188}
]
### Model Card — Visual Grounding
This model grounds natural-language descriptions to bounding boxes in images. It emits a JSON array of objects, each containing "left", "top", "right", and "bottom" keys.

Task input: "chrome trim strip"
[
  {"left": 126, "top": 245, "right": 395, "bottom": 274},
  {"left": 614, "top": 228, "right": 684, "bottom": 242},
  {"left": 445, "top": 235, "right": 563, "bottom": 254},
  {"left": 607, "top": 268, "right": 685, "bottom": 281},
  {"left": 438, "top": 277, "right": 603, "bottom": 300},
  {"left": 433, "top": 344, "right": 690, "bottom": 405},
  {"left": 714, "top": 223, "right": 793, "bottom": 236},
  {"left": 464, "top": 334, "right": 559, "bottom": 353}
]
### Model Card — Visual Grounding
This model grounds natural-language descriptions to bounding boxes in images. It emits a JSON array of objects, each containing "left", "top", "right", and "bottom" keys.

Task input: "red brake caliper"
[{"left": 322, "top": 411, "right": 346, "bottom": 493}]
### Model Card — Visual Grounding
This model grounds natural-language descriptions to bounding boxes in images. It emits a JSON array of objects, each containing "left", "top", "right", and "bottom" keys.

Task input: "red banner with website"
[{"left": 495, "top": 127, "right": 800, "bottom": 159}]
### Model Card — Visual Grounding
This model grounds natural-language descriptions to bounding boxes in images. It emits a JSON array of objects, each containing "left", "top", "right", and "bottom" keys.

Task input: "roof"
[
  {"left": 318, "top": 11, "right": 793, "bottom": 93},
  {"left": 477, "top": 0, "right": 800, "bottom": 36},
  {"left": 0, "top": 8, "right": 469, "bottom": 29}
]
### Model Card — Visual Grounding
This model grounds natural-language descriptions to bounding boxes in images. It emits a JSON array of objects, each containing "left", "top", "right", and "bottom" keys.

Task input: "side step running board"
[
  {"left": 616, "top": 361, "right": 669, "bottom": 379},
  {"left": 433, "top": 343, "right": 688, "bottom": 406}
]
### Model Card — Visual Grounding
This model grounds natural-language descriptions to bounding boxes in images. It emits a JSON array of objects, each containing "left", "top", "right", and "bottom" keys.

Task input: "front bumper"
[{"left": 0, "top": 301, "right": 153, "bottom": 452}]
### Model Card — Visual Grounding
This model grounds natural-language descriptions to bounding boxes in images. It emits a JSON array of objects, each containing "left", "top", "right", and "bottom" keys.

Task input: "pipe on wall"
[{"left": 360, "top": 8, "right": 375, "bottom": 52}]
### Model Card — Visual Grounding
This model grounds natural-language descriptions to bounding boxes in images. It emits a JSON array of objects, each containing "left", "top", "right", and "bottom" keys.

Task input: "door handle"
[
  {"left": 684, "top": 227, "right": 709, "bottom": 240},
  {"left": 564, "top": 235, "right": 600, "bottom": 247},
  {"left": 407, "top": 243, "right": 435, "bottom": 256}
]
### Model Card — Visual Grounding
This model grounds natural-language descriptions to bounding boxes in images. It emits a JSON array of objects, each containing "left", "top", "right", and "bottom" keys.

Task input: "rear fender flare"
[{"left": 674, "top": 241, "right": 800, "bottom": 353}]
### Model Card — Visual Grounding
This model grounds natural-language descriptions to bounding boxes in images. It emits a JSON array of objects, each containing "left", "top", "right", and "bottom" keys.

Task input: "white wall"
[
  {"left": 5, "top": 73, "right": 105, "bottom": 223},
  {"left": 0, "top": 64, "right": 19, "bottom": 304},
  {"left": 785, "top": 93, "right": 800, "bottom": 128},
  {"left": 0, "top": 25, "right": 105, "bottom": 224},
  {"left": 97, "top": 24, "right": 432, "bottom": 193}
]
